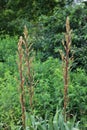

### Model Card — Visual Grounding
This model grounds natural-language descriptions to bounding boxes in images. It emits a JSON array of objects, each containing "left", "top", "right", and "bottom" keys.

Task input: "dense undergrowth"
[{"left": 0, "top": 36, "right": 87, "bottom": 129}]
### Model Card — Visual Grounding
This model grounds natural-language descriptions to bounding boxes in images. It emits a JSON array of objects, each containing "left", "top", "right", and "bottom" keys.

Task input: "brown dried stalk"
[
  {"left": 60, "top": 17, "right": 72, "bottom": 121},
  {"left": 18, "top": 26, "right": 35, "bottom": 129},
  {"left": 18, "top": 36, "right": 26, "bottom": 130},
  {"left": 23, "top": 26, "right": 34, "bottom": 112}
]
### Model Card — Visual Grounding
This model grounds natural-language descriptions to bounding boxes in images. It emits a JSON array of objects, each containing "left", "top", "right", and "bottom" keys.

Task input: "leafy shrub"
[
  {"left": 34, "top": 58, "right": 87, "bottom": 129},
  {"left": 34, "top": 57, "right": 64, "bottom": 116},
  {"left": 0, "top": 35, "right": 18, "bottom": 74},
  {"left": 0, "top": 36, "right": 21, "bottom": 129},
  {"left": 69, "top": 69, "right": 87, "bottom": 130},
  {"left": 0, "top": 70, "right": 21, "bottom": 129}
]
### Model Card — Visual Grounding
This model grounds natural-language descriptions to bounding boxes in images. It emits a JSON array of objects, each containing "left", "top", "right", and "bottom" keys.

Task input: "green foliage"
[
  {"left": 0, "top": 70, "right": 21, "bottom": 130},
  {"left": 69, "top": 69, "right": 87, "bottom": 129},
  {"left": 70, "top": 5, "right": 87, "bottom": 71},
  {"left": 0, "top": 0, "right": 57, "bottom": 35},
  {"left": 0, "top": 2, "right": 87, "bottom": 128},
  {"left": 25, "top": 110, "right": 79, "bottom": 130},
  {"left": 30, "top": 4, "right": 87, "bottom": 71},
  {"left": 0, "top": 36, "right": 20, "bottom": 129},
  {"left": 0, "top": 36, "right": 18, "bottom": 74},
  {"left": 0, "top": 40, "right": 86, "bottom": 129},
  {"left": 33, "top": 58, "right": 87, "bottom": 129},
  {"left": 25, "top": 4, "right": 87, "bottom": 72},
  {"left": 34, "top": 57, "right": 63, "bottom": 116},
  {"left": 0, "top": 0, "right": 87, "bottom": 70}
]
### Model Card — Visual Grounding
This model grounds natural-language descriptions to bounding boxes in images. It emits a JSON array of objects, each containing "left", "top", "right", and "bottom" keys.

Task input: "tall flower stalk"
[
  {"left": 18, "top": 26, "right": 35, "bottom": 129},
  {"left": 23, "top": 26, "right": 34, "bottom": 112},
  {"left": 18, "top": 36, "right": 26, "bottom": 129},
  {"left": 60, "top": 17, "right": 73, "bottom": 121}
]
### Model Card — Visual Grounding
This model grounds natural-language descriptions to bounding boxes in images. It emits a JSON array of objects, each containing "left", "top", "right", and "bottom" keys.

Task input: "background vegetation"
[{"left": 0, "top": 0, "right": 87, "bottom": 130}]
